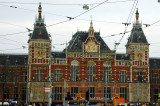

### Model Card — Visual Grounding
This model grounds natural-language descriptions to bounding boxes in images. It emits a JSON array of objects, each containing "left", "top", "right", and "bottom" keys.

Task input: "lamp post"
[
  {"left": 114, "top": 43, "right": 119, "bottom": 106},
  {"left": 105, "top": 72, "right": 108, "bottom": 105}
]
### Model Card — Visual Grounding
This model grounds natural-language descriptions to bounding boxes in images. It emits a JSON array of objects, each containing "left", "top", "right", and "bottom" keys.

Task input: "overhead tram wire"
[
  {"left": 0, "top": 36, "right": 27, "bottom": 45},
  {"left": 118, "top": 0, "right": 139, "bottom": 44},
  {"left": 0, "top": 31, "right": 28, "bottom": 36},
  {"left": 0, "top": 0, "right": 135, "bottom": 28},
  {"left": 47, "top": 0, "right": 110, "bottom": 27},
  {"left": 0, "top": 47, "right": 28, "bottom": 52},
  {"left": 0, "top": 0, "right": 135, "bottom": 5}
]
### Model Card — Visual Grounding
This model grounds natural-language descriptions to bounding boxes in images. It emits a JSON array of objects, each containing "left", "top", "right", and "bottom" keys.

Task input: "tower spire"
[
  {"left": 38, "top": 2, "right": 42, "bottom": 19},
  {"left": 89, "top": 16, "right": 94, "bottom": 36},
  {"left": 136, "top": 8, "right": 139, "bottom": 24}
]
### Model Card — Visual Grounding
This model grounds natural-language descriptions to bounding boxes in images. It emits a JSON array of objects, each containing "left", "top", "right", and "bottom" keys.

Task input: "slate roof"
[
  {"left": 51, "top": 52, "right": 66, "bottom": 59},
  {"left": 116, "top": 53, "right": 130, "bottom": 60},
  {"left": 0, "top": 54, "right": 28, "bottom": 66},
  {"left": 67, "top": 31, "right": 110, "bottom": 51},
  {"left": 127, "top": 23, "right": 148, "bottom": 44},
  {"left": 149, "top": 58, "right": 160, "bottom": 69},
  {"left": 29, "top": 19, "right": 50, "bottom": 40}
]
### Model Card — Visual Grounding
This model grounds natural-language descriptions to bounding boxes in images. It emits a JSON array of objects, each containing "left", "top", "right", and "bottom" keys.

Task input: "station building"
[{"left": 0, "top": 3, "right": 160, "bottom": 105}]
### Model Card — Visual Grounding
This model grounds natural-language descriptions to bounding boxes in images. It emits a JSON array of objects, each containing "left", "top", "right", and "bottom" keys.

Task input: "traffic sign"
[
  {"left": 50, "top": 94, "right": 54, "bottom": 98},
  {"left": 76, "top": 93, "right": 81, "bottom": 99},
  {"left": 115, "top": 94, "right": 119, "bottom": 99},
  {"left": 44, "top": 87, "right": 51, "bottom": 92}
]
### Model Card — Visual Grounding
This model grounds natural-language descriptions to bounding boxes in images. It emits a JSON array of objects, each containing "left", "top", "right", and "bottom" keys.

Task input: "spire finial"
[
  {"left": 136, "top": 8, "right": 139, "bottom": 24},
  {"left": 90, "top": 15, "right": 93, "bottom": 27},
  {"left": 89, "top": 15, "right": 94, "bottom": 36},
  {"left": 38, "top": 2, "right": 42, "bottom": 19}
]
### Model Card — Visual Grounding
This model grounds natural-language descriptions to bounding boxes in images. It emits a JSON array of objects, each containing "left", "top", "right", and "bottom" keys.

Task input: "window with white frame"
[
  {"left": 22, "top": 87, "right": 26, "bottom": 100},
  {"left": 55, "top": 87, "right": 62, "bottom": 100},
  {"left": 4, "top": 87, "right": 9, "bottom": 99},
  {"left": 22, "top": 72, "right": 27, "bottom": 82},
  {"left": 137, "top": 71, "right": 143, "bottom": 82},
  {"left": 36, "top": 69, "right": 43, "bottom": 81},
  {"left": 87, "top": 61, "right": 95, "bottom": 82},
  {"left": 104, "top": 87, "right": 111, "bottom": 100},
  {"left": 103, "top": 61, "right": 111, "bottom": 82},
  {"left": 71, "top": 87, "right": 78, "bottom": 98},
  {"left": 119, "top": 71, "right": 127, "bottom": 82},
  {"left": 120, "top": 87, "right": 127, "bottom": 100},
  {"left": 14, "top": 87, "right": 18, "bottom": 98},
  {"left": 149, "top": 74, "right": 151, "bottom": 83},
  {"left": 154, "top": 88, "right": 159, "bottom": 100},
  {"left": 54, "top": 69, "right": 62, "bottom": 81},
  {"left": 70, "top": 60, "right": 79, "bottom": 81},
  {"left": 88, "top": 87, "right": 95, "bottom": 99},
  {"left": 154, "top": 74, "right": 158, "bottom": 84},
  {"left": 14, "top": 72, "right": 19, "bottom": 82}
]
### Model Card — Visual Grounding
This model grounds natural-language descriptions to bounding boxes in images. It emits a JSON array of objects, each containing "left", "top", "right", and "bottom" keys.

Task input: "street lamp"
[{"left": 114, "top": 42, "right": 120, "bottom": 106}]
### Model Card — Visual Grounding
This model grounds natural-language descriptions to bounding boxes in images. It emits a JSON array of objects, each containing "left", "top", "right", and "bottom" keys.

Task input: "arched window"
[
  {"left": 103, "top": 61, "right": 111, "bottom": 82},
  {"left": 54, "top": 69, "right": 62, "bottom": 82},
  {"left": 36, "top": 67, "right": 43, "bottom": 81},
  {"left": 70, "top": 60, "right": 79, "bottom": 81},
  {"left": 87, "top": 61, "right": 96, "bottom": 82},
  {"left": 119, "top": 70, "right": 127, "bottom": 82}
]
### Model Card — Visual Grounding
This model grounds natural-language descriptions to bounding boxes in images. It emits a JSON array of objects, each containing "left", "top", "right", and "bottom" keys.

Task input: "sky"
[{"left": 0, "top": 0, "right": 160, "bottom": 57}]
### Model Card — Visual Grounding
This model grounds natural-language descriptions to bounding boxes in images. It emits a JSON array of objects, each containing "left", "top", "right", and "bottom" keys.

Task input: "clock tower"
[
  {"left": 126, "top": 8, "right": 149, "bottom": 66},
  {"left": 27, "top": 3, "right": 51, "bottom": 103},
  {"left": 126, "top": 9, "right": 150, "bottom": 103}
]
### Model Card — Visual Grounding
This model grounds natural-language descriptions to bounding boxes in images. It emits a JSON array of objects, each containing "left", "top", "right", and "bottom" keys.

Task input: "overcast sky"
[{"left": 0, "top": 0, "right": 160, "bottom": 57}]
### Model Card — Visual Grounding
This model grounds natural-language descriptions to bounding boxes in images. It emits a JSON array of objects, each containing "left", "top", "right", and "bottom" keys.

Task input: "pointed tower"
[
  {"left": 27, "top": 3, "right": 51, "bottom": 103},
  {"left": 88, "top": 20, "right": 94, "bottom": 37},
  {"left": 126, "top": 9, "right": 150, "bottom": 103},
  {"left": 126, "top": 8, "right": 149, "bottom": 63}
]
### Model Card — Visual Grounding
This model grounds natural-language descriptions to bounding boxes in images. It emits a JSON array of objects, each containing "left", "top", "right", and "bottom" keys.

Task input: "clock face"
[
  {"left": 136, "top": 52, "right": 143, "bottom": 60},
  {"left": 35, "top": 48, "right": 45, "bottom": 58},
  {"left": 85, "top": 41, "right": 97, "bottom": 52},
  {"left": 137, "top": 53, "right": 142, "bottom": 58}
]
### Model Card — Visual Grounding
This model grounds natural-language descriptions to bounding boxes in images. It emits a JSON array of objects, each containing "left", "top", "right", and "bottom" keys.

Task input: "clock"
[
  {"left": 85, "top": 41, "right": 97, "bottom": 52},
  {"left": 137, "top": 53, "right": 142, "bottom": 59},
  {"left": 35, "top": 48, "right": 45, "bottom": 58}
]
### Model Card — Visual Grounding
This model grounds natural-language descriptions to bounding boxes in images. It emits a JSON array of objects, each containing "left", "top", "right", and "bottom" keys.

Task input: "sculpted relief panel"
[
  {"left": 28, "top": 82, "right": 50, "bottom": 102},
  {"left": 129, "top": 83, "right": 150, "bottom": 102}
]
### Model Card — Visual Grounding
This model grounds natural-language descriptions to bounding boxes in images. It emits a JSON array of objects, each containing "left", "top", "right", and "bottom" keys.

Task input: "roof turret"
[
  {"left": 88, "top": 20, "right": 94, "bottom": 37},
  {"left": 28, "top": 3, "right": 50, "bottom": 41},
  {"left": 126, "top": 8, "right": 148, "bottom": 44}
]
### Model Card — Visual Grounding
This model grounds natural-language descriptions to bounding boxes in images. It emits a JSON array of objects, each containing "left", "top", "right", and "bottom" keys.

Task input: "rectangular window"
[
  {"left": 87, "top": 66, "right": 95, "bottom": 82},
  {"left": 137, "top": 71, "right": 142, "bottom": 82},
  {"left": 54, "top": 69, "right": 62, "bottom": 81},
  {"left": 154, "top": 74, "right": 158, "bottom": 84},
  {"left": 154, "top": 88, "right": 159, "bottom": 100},
  {"left": 36, "top": 69, "right": 43, "bottom": 81},
  {"left": 71, "top": 66, "right": 79, "bottom": 81},
  {"left": 55, "top": 87, "right": 62, "bottom": 100},
  {"left": 104, "top": 87, "right": 111, "bottom": 100},
  {"left": 14, "top": 87, "right": 18, "bottom": 99},
  {"left": 4, "top": 87, "right": 9, "bottom": 99},
  {"left": 4, "top": 71, "right": 10, "bottom": 82},
  {"left": 149, "top": 74, "right": 151, "bottom": 83},
  {"left": 119, "top": 71, "right": 127, "bottom": 82},
  {"left": 14, "top": 72, "right": 19, "bottom": 82},
  {"left": 22, "top": 72, "right": 27, "bottom": 82},
  {"left": 22, "top": 87, "right": 26, "bottom": 100},
  {"left": 104, "top": 66, "right": 111, "bottom": 82},
  {"left": 120, "top": 87, "right": 127, "bottom": 100},
  {"left": 71, "top": 87, "right": 78, "bottom": 98},
  {"left": 88, "top": 87, "right": 95, "bottom": 99}
]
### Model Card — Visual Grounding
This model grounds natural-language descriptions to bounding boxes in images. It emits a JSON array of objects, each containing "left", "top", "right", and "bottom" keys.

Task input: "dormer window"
[
  {"left": 138, "top": 37, "right": 141, "bottom": 43},
  {"left": 38, "top": 35, "right": 42, "bottom": 39}
]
